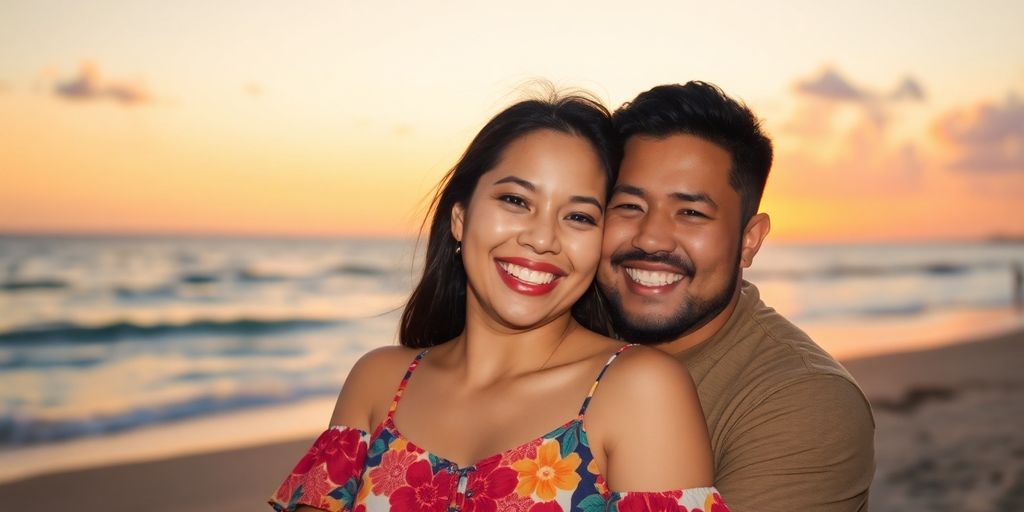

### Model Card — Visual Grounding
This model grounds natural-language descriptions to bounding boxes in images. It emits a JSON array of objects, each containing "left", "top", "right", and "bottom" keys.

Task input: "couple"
[{"left": 270, "top": 82, "right": 875, "bottom": 512}]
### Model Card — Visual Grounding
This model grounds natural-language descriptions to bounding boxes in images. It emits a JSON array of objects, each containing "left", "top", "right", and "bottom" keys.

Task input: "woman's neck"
[{"left": 443, "top": 297, "right": 580, "bottom": 387}]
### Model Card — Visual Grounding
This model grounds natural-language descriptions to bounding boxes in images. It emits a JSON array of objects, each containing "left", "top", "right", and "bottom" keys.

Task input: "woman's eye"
[
  {"left": 499, "top": 194, "right": 527, "bottom": 208},
  {"left": 566, "top": 213, "right": 597, "bottom": 226}
]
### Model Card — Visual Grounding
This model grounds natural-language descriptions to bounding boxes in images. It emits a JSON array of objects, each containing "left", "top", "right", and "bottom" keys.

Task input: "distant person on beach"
[
  {"left": 597, "top": 82, "right": 875, "bottom": 511},
  {"left": 1013, "top": 262, "right": 1023, "bottom": 312},
  {"left": 269, "top": 95, "right": 729, "bottom": 511}
]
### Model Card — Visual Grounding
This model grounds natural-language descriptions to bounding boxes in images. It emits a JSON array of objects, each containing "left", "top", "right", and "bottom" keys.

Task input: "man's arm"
[{"left": 714, "top": 375, "right": 875, "bottom": 512}]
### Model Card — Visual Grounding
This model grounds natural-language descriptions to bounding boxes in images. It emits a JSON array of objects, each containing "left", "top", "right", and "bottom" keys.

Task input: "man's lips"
[{"left": 619, "top": 261, "right": 688, "bottom": 294}]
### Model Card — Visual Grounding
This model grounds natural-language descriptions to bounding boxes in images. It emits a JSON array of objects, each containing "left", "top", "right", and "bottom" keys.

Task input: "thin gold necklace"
[{"left": 537, "top": 328, "right": 572, "bottom": 371}]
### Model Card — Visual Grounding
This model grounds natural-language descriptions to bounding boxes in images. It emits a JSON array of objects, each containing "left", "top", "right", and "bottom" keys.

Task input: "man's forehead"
[
  {"left": 619, "top": 138, "right": 731, "bottom": 185},
  {"left": 622, "top": 133, "right": 730, "bottom": 164}
]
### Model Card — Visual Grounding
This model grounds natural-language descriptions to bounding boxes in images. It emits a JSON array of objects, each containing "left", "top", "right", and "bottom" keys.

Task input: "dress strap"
[
  {"left": 576, "top": 344, "right": 638, "bottom": 418},
  {"left": 385, "top": 349, "right": 429, "bottom": 422}
]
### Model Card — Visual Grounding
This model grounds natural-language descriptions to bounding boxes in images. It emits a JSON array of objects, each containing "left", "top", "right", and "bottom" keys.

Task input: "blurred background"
[{"left": 1, "top": 1, "right": 1022, "bottom": 510}]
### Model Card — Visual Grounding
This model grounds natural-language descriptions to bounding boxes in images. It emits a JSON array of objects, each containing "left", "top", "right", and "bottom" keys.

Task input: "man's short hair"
[{"left": 612, "top": 81, "right": 773, "bottom": 225}]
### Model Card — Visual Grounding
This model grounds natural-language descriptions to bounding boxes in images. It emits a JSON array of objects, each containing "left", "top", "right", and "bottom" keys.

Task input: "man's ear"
[
  {"left": 740, "top": 213, "right": 770, "bottom": 269},
  {"left": 451, "top": 202, "right": 466, "bottom": 243}
]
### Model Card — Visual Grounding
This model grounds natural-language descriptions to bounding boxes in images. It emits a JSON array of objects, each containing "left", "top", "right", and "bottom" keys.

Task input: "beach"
[{"left": 2, "top": 327, "right": 1022, "bottom": 511}]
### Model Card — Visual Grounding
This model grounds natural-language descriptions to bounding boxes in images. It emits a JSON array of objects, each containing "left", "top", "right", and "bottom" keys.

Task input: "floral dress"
[{"left": 270, "top": 344, "right": 729, "bottom": 512}]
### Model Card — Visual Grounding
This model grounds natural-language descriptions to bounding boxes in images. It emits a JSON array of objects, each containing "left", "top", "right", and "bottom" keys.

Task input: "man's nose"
[{"left": 632, "top": 211, "right": 675, "bottom": 254}]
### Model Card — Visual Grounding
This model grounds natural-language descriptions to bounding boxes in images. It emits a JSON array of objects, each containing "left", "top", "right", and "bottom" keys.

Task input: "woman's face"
[{"left": 452, "top": 128, "right": 607, "bottom": 330}]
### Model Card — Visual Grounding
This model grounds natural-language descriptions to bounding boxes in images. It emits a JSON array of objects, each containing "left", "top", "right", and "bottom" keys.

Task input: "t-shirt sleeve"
[
  {"left": 269, "top": 426, "right": 370, "bottom": 512},
  {"left": 714, "top": 375, "right": 875, "bottom": 512},
  {"left": 608, "top": 487, "right": 729, "bottom": 511}
]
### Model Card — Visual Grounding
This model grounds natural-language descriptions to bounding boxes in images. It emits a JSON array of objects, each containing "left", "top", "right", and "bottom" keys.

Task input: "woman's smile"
[{"left": 495, "top": 257, "right": 567, "bottom": 296}]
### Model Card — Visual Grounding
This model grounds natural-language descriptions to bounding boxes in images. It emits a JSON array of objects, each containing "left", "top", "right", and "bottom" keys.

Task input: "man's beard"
[{"left": 601, "top": 249, "right": 741, "bottom": 345}]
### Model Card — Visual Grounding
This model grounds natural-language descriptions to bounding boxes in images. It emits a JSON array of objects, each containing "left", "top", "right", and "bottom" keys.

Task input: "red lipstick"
[{"left": 494, "top": 257, "right": 565, "bottom": 296}]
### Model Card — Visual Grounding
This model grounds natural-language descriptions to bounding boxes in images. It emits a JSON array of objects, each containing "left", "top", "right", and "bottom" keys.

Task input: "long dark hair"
[{"left": 399, "top": 94, "right": 620, "bottom": 348}]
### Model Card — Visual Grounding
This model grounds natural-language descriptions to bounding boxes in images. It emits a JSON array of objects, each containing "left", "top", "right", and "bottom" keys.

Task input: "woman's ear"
[{"left": 451, "top": 202, "right": 466, "bottom": 242}]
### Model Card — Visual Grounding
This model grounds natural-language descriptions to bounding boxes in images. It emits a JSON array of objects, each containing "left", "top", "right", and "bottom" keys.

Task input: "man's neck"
[{"left": 655, "top": 284, "right": 743, "bottom": 357}]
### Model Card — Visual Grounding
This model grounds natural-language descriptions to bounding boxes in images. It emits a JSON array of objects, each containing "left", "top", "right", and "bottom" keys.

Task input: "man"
[{"left": 597, "top": 82, "right": 875, "bottom": 511}]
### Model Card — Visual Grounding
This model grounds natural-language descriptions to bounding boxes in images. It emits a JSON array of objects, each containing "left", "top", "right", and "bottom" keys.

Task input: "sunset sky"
[{"left": 1, "top": 0, "right": 1022, "bottom": 241}]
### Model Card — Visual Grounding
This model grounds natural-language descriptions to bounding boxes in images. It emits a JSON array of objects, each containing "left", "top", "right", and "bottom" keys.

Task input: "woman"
[{"left": 270, "top": 94, "right": 728, "bottom": 511}]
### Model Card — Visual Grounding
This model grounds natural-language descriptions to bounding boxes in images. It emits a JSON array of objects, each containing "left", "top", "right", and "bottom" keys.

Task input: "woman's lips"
[{"left": 494, "top": 257, "right": 564, "bottom": 296}]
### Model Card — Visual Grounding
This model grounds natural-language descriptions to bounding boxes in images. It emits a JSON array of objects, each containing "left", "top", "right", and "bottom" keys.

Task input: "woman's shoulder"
[
  {"left": 328, "top": 345, "right": 423, "bottom": 430},
  {"left": 352, "top": 344, "right": 423, "bottom": 374},
  {"left": 587, "top": 341, "right": 700, "bottom": 420},
  {"left": 585, "top": 343, "right": 714, "bottom": 490},
  {"left": 611, "top": 343, "right": 693, "bottom": 383},
  {"left": 574, "top": 329, "right": 692, "bottom": 386}
]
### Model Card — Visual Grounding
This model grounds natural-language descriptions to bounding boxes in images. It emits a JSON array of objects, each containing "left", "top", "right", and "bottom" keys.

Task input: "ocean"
[{"left": 0, "top": 235, "right": 1021, "bottom": 470}]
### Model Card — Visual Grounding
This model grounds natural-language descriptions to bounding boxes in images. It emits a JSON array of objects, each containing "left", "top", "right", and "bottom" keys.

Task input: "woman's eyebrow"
[
  {"left": 493, "top": 175, "right": 534, "bottom": 191},
  {"left": 570, "top": 195, "right": 603, "bottom": 209}
]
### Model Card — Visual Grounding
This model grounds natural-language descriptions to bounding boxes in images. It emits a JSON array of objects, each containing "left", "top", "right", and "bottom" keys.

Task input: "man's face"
[{"left": 597, "top": 134, "right": 745, "bottom": 344}]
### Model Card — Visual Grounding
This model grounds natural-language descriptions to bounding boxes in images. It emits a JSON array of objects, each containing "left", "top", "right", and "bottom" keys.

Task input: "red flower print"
[
  {"left": 501, "top": 437, "right": 541, "bottom": 464},
  {"left": 293, "top": 427, "right": 367, "bottom": 486},
  {"left": 369, "top": 447, "right": 418, "bottom": 496},
  {"left": 493, "top": 493, "right": 534, "bottom": 512},
  {"left": 295, "top": 464, "right": 335, "bottom": 510},
  {"left": 389, "top": 460, "right": 454, "bottom": 512},
  {"left": 273, "top": 472, "right": 300, "bottom": 504},
  {"left": 528, "top": 502, "right": 564, "bottom": 512},
  {"left": 463, "top": 464, "right": 518, "bottom": 512},
  {"left": 617, "top": 491, "right": 687, "bottom": 512}
]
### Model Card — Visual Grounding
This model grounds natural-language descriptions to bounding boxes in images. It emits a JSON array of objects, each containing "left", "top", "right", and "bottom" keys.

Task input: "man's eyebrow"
[
  {"left": 671, "top": 191, "right": 718, "bottom": 209},
  {"left": 611, "top": 184, "right": 645, "bottom": 198},
  {"left": 493, "top": 175, "right": 535, "bottom": 191},
  {"left": 570, "top": 195, "right": 604, "bottom": 210}
]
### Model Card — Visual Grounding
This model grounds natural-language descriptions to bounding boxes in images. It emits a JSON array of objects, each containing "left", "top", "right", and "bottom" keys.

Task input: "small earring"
[{"left": 455, "top": 242, "right": 462, "bottom": 254}]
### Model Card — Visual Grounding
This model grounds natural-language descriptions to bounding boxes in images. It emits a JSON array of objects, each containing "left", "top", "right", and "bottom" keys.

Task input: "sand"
[
  {"left": 2, "top": 328, "right": 1022, "bottom": 511},
  {"left": 843, "top": 328, "right": 1024, "bottom": 511}
]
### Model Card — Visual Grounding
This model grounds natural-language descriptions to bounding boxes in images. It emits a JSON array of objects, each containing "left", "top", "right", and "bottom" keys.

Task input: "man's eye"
[
  {"left": 611, "top": 203, "right": 643, "bottom": 211},
  {"left": 499, "top": 195, "right": 527, "bottom": 208},
  {"left": 680, "top": 209, "right": 707, "bottom": 218}
]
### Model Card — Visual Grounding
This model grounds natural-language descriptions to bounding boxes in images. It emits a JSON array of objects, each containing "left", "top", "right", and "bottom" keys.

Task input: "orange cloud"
[
  {"left": 762, "top": 67, "right": 1022, "bottom": 241},
  {"left": 933, "top": 94, "right": 1024, "bottom": 172},
  {"left": 54, "top": 61, "right": 153, "bottom": 105}
]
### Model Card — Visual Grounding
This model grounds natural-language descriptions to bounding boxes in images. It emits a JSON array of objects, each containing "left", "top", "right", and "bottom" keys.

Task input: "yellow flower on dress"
[
  {"left": 511, "top": 439, "right": 582, "bottom": 501},
  {"left": 390, "top": 438, "right": 408, "bottom": 452}
]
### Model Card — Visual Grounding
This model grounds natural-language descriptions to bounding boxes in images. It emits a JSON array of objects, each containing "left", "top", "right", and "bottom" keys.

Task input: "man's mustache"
[{"left": 609, "top": 249, "right": 695, "bottom": 277}]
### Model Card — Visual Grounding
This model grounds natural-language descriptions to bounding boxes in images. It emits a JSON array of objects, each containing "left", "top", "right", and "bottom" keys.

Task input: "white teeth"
[
  {"left": 498, "top": 262, "right": 557, "bottom": 285},
  {"left": 625, "top": 268, "right": 684, "bottom": 287}
]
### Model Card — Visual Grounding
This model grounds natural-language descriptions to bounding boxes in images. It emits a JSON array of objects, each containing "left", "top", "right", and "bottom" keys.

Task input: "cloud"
[
  {"left": 795, "top": 68, "right": 867, "bottom": 101},
  {"left": 795, "top": 67, "right": 926, "bottom": 104},
  {"left": 773, "top": 67, "right": 939, "bottom": 196},
  {"left": 891, "top": 77, "right": 925, "bottom": 102},
  {"left": 54, "top": 62, "right": 153, "bottom": 105},
  {"left": 935, "top": 94, "right": 1024, "bottom": 172}
]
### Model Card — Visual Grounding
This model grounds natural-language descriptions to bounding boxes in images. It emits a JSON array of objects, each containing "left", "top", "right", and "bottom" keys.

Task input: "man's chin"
[{"left": 611, "top": 315, "right": 694, "bottom": 345}]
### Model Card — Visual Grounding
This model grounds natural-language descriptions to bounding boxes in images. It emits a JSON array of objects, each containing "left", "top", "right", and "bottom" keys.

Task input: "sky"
[{"left": 1, "top": 0, "right": 1022, "bottom": 241}]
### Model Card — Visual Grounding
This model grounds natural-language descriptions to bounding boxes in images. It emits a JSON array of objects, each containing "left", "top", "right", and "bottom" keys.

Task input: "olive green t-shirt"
[{"left": 677, "top": 281, "right": 875, "bottom": 512}]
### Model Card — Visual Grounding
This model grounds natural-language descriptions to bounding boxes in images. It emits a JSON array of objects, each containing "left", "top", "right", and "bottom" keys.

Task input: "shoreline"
[{"left": 2, "top": 325, "right": 1023, "bottom": 510}]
